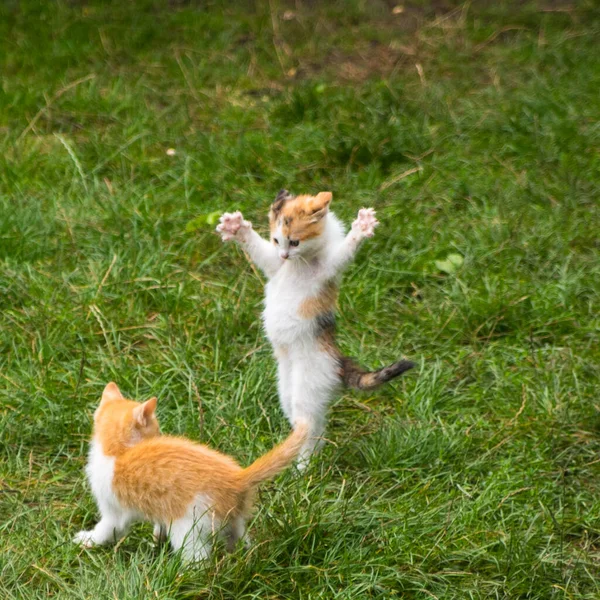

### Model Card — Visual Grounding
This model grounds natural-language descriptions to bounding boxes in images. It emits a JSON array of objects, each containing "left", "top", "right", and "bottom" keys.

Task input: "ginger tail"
[
  {"left": 238, "top": 422, "right": 308, "bottom": 489},
  {"left": 341, "top": 357, "right": 415, "bottom": 390}
]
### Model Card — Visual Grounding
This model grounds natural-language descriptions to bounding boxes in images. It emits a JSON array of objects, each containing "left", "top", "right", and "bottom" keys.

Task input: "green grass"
[{"left": 1, "top": 0, "right": 600, "bottom": 597}]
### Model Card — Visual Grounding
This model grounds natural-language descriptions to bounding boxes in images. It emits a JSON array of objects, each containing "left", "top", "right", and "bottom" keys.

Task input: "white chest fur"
[
  {"left": 263, "top": 264, "right": 319, "bottom": 345},
  {"left": 86, "top": 439, "right": 120, "bottom": 512},
  {"left": 262, "top": 212, "right": 346, "bottom": 347}
]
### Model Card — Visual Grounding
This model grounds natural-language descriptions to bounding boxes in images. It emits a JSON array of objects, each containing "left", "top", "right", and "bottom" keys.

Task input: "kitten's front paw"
[
  {"left": 216, "top": 211, "right": 252, "bottom": 242},
  {"left": 351, "top": 208, "right": 379, "bottom": 239},
  {"left": 73, "top": 530, "right": 96, "bottom": 548}
]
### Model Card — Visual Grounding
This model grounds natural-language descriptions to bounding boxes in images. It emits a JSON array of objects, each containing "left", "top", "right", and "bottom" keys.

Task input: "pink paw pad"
[
  {"left": 352, "top": 208, "right": 379, "bottom": 238},
  {"left": 216, "top": 211, "right": 251, "bottom": 241}
]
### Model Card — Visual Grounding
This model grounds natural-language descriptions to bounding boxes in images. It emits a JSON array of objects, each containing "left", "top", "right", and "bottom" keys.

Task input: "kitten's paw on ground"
[
  {"left": 352, "top": 208, "right": 379, "bottom": 238},
  {"left": 73, "top": 530, "right": 95, "bottom": 548},
  {"left": 216, "top": 211, "right": 252, "bottom": 241}
]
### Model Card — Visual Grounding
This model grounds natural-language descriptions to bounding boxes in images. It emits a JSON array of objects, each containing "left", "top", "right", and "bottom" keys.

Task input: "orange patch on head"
[
  {"left": 269, "top": 191, "right": 332, "bottom": 241},
  {"left": 93, "top": 383, "right": 160, "bottom": 456}
]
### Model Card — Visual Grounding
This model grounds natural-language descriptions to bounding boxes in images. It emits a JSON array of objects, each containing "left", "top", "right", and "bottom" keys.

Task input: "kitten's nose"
[{"left": 280, "top": 251, "right": 289, "bottom": 259}]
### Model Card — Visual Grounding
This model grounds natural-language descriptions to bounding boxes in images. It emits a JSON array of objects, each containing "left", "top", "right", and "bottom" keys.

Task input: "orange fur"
[
  {"left": 298, "top": 280, "right": 339, "bottom": 319},
  {"left": 269, "top": 192, "right": 332, "bottom": 241},
  {"left": 113, "top": 437, "right": 243, "bottom": 521},
  {"left": 92, "top": 383, "right": 307, "bottom": 523}
]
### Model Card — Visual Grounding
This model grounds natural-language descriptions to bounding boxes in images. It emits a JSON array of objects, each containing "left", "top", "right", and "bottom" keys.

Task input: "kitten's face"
[
  {"left": 93, "top": 382, "right": 160, "bottom": 451},
  {"left": 269, "top": 190, "right": 332, "bottom": 260}
]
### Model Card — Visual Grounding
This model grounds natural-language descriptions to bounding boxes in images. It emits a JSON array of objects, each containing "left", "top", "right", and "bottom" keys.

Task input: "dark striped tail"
[{"left": 341, "top": 357, "right": 415, "bottom": 390}]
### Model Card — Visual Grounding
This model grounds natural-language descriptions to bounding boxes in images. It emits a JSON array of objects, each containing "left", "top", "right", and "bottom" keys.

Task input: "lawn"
[{"left": 1, "top": 0, "right": 600, "bottom": 598}]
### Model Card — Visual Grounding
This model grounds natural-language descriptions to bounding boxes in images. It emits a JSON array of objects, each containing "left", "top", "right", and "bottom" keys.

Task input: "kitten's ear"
[
  {"left": 271, "top": 189, "right": 293, "bottom": 215},
  {"left": 275, "top": 189, "right": 291, "bottom": 203},
  {"left": 101, "top": 382, "right": 123, "bottom": 404},
  {"left": 308, "top": 191, "right": 332, "bottom": 222},
  {"left": 133, "top": 397, "right": 157, "bottom": 427}
]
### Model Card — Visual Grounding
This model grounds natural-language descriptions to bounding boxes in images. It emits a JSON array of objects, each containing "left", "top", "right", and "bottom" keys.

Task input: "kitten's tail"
[
  {"left": 340, "top": 357, "right": 416, "bottom": 390},
  {"left": 239, "top": 421, "right": 308, "bottom": 489}
]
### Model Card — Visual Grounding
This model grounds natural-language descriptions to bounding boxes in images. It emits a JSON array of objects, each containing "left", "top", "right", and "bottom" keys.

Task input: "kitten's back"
[
  {"left": 113, "top": 436, "right": 244, "bottom": 521},
  {"left": 111, "top": 424, "right": 308, "bottom": 522}
]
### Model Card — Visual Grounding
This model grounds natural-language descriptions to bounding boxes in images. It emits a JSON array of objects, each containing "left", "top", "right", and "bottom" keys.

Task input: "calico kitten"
[
  {"left": 217, "top": 191, "right": 414, "bottom": 466},
  {"left": 74, "top": 382, "right": 307, "bottom": 562}
]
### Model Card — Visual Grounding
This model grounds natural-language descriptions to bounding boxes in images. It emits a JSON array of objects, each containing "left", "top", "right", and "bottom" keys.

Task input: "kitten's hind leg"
[
  {"left": 275, "top": 348, "right": 293, "bottom": 425},
  {"left": 170, "top": 516, "right": 212, "bottom": 562},
  {"left": 224, "top": 516, "right": 250, "bottom": 552},
  {"left": 290, "top": 348, "right": 341, "bottom": 469},
  {"left": 170, "top": 499, "right": 217, "bottom": 562},
  {"left": 296, "top": 414, "right": 326, "bottom": 471}
]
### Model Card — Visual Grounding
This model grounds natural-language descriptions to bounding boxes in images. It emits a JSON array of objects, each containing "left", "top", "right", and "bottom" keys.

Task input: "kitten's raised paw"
[
  {"left": 216, "top": 211, "right": 252, "bottom": 242},
  {"left": 352, "top": 208, "right": 379, "bottom": 239},
  {"left": 73, "top": 530, "right": 96, "bottom": 548}
]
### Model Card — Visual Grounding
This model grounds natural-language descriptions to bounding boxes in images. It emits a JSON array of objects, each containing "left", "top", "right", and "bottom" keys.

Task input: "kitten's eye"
[
  {"left": 273, "top": 238, "right": 279, "bottom": 245},
  {"left": 289, "top": 240, "right": 299, "bottom": 247}
]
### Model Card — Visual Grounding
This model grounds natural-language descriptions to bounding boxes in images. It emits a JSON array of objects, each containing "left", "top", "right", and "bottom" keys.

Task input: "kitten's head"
[
  {"left": 269, "top": 190, "right": 332, "bottom": 260},
  {"left": 92, "top": 382, "right": 160, "bottom": 454}
]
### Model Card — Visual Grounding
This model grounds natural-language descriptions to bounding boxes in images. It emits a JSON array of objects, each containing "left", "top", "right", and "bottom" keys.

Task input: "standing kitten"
[
  {"left": 217, "top": 191, "right": 414, "bottom": 466},
  {"left": 74, "top": 382, "right": 307, "bottom": 562}
]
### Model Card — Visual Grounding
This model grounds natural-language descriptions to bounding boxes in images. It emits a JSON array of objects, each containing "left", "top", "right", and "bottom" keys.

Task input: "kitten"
[
  {"left": 74, "top": 382, "right": 307, "bottom": 562},
  {"left": 216, "top": 190, "right": 414, "bottom": 466}
]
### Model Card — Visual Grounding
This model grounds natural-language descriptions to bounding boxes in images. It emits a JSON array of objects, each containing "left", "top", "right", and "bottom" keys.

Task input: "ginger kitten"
[
  {"left": 74, "top": 382, "right": 307, "bottom": 562},
  {"left": 217, "top": 191, "right": 415, "bottom": 466}
]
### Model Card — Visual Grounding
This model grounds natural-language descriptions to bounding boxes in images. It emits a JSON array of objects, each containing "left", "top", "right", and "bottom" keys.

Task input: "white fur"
[
  {"left": 74, "top": 439, "right": 224, "bottom": 562},
  {"left": 166, "top": 494, "right": 220, "bottom": 562},
  {"left": 74, "top": 440, "right": 138, "bottom": 547},
  {"left": 217, "top": 207, "right": 378, "bottom": 466}
]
